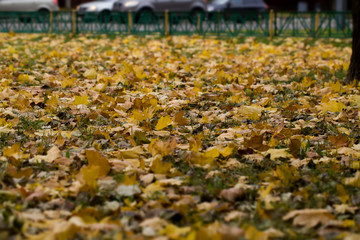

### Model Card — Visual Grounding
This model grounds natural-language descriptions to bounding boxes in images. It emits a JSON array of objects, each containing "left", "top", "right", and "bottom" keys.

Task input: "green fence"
[{"left": 0, "top": 11, "right": 352, "bottom": 38}]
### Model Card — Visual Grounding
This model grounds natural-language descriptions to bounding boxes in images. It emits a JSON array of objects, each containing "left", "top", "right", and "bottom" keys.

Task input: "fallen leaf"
[
  {"left": 283, "top": 209, "right": 335, "bottom": 228},
  {"left": 220, "top": 188, "right": 245, "bottom": 202},
  {"left": 155, "top": 115, "right": 172, "bottom": 130}
]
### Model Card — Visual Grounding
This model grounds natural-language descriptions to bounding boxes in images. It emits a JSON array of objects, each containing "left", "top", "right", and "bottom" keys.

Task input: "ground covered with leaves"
[{"left": 0, "top": 33, "right": 360, "bottom": 239}]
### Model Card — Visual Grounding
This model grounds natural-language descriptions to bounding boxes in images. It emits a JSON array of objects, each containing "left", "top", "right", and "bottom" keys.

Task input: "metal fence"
[{"left": 0, "top": 10, "right": 352, "bottom": 38}]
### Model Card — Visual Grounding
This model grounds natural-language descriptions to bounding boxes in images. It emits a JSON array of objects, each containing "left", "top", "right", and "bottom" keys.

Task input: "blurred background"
[{"left": 59, "top": 0, "right": 351, "bottom": 12}]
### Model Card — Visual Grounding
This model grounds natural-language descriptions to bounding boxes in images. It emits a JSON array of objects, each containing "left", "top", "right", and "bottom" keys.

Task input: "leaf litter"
[{"left": 0, "top": 33, "right": 359, "bottom": 239}]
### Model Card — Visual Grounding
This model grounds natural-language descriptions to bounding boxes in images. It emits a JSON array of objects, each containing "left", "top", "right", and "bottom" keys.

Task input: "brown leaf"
[
  {"left": 43, "top": 146, "right": 62, "bottom": 163},
  {"left": 220, "top": 188, "right": 245, "bottom": 202},
  {"left": 289, "top": 138, "right": 301, "bottom": 158},
  {"left": 244, "top": 134, "right": 269, "bottom": 151},
  {"left": 283, "top": 209, "right": 335, "bottom": 228},
  {"left": 328, "top": 134, "right": 350, "bottom": 148}
]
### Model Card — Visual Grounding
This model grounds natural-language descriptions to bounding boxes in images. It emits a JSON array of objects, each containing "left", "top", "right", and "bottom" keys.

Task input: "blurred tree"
[{"left": 346, "top": 0, "right": 360, "bottom": 84}]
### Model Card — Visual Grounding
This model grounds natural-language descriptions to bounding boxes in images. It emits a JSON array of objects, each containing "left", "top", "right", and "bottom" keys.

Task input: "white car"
[
  {"left": 0, "top": 0, "right": 59, "bottom": 12},
  {"left": 77, "top": 0, "right": 117, "bottom": 18}
]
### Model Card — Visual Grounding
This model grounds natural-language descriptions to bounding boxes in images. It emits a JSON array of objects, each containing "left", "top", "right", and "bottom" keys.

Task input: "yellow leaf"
[
  {"left": 245, "top": 225, "right": 268, "bottom": 240},
  {"left": 344, "top": 171, "right": 360, "bottom": 188},
  {"left": 85, "top": 149, "right": 110, "bottom": 177},
  {"left": 266, "top": 148, "right": 292, "bottom": 160},
  {"left": 55, "top": 132, "right": 65, "bottom": 147},
  {"left": 273, "top": 164, "right": 300, "bottom": 186},
  {"left": 319, "top": 101, "right": 345, "bottom": 113},
  {"left": 73, "top": 95, "right": 89, "bottom": 106},
  {"left": 3, "top": 143, "right": 21, "bottom": 158},
  {"left": 123, "top": 174, "right": 138, "bottom": 186},
  {"left": 238, "top": 105, "right": 262, "bottom": 121},
  {"left": 13, "top": 95, "right": 30, "bottom": 111},
  {"left": 148, "top": 138, "right": 177, "bottom": 157},
  {"left": 301, "top": 77, "right": 316, "bottom": 88},
  {"left": 79, "top": 165, "right": 101, "bottom": 189},
  {"left": 264, "top": 228, "right": 284, "bottom": 238},
  {"left": 46, "top": 95, "right": 58, "bottom": 111},
  {"left": 204, "top": 147, "right": 220, "bottom": 159},
  {"left": 160, "top": 224, "right": 191, "bottom": 239},
  {"left": 330, "top": 80, "right": 342, "bottom": 93},
  {"left": 118, "top": 146, "right": 144, "bottom": 159},
  {"left": 219, "top": 146, "right": 234, "bottom": 157},
  {"left": 61, "top": 77, "right": 76, "bottom": 88},
  {"left": 17, "top": 74, "right": 31, "bottom": 83},
  {"left": 83, "top": 68, "right": 97, "bottom": 79},
  {"left": 142, "top": 181, "right": 165, "bottom": 195},
  {"left": 336, "top": 184, "right": 349, "bottom": 203},
  {"left": 348, "top": 95, "right": 360, "bottom": 108},
  {"left": 259, "top": 183, "right": 275, "bottom": 199},
  {"left": 3, "top": 143, "right": 30, "bottom": 165},
  {"left": 155, "top": 115, "right": 172, "bottom": 130},
  {"left": 189, "top": 134, "right": 203, "bottom": 152},
  {"left": 150, "top": 155, "right": 172, "bottom": 174}
]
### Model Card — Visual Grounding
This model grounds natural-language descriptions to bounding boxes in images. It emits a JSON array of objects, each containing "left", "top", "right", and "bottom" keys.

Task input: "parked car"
[
  {"left": 76, "top": 0, "right": 117, "bottom": 21},
  {"left": 0, "top": 0, "right": 59, "bottom": 12},
  {"left": 207, "top": 0, "right": 268, "bottom": 13},
  {"left": 207, "top": 0, "right": 268, "bottom": 22},
  {"left": 112, "top": 0, "right": 207, "bottom": 17}
]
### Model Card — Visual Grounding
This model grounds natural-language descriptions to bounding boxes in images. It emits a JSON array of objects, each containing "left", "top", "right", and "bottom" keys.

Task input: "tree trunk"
[{"left": 346, "top": 0, "right": 360, "bottom": 84}]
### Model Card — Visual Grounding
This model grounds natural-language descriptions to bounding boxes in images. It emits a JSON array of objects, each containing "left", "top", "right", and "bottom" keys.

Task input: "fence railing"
[{"left": 0, "top": 10, "right": 352, "bottom": 38}]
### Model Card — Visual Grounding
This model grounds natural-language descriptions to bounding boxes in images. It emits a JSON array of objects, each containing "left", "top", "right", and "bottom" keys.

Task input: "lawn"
[{"left": 0, "top": 33, "right": 359, "bottom": 239}]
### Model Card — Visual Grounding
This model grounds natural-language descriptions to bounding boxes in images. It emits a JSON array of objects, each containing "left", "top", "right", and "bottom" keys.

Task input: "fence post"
[
  {"left": 269, "top": 9, "right": 274, "bottom": 41},
  {"left": 128, "top": 11, "right": 133, "bottom": 34},
  {"left": 49, "top": 11, "right": 53, "bottom": 33},
  {"left": 165, "top": 10, "right": 169, "bottom": 36},
  {"left": 217, "top": 10, "right": 221, "bottom": 36},
  {"left": 72, "top": 9, "right": 76, "bottom": 35},
  {"left": 197, "top": 14, "right": 201, "bottom": 33},
  {"left": 315, "top": 11, "right": 320, "bottom": 37}
]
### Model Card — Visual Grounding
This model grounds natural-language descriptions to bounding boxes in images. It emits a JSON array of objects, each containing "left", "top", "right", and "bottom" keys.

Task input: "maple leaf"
[
  {"left": 238, "top": 105, "right": 263, "bottom": 121},
  {"left": 73, "top": 95, "right": 89, "bottom": 105},
  {"left": 85, "top": 149, "right": 110, "bottom": 177},
  {"left": 318, "top": 100, "right": 345, "bottom": 113},
  {"left": 160, "top": 224, "right": 191, "bottom": 239},
  {"left": 266, "top": 148, "right": 292, "bottom": 160},
  {"left": 118, "top": 146, "right": 144, "bottom": 159},
  {"left": 3, "top": 143, "right": 30, "bottom": 165},
  {"left": 301, "top": 77, "right": 316, "bottom": 88},
  {"left": 148, "top": 138, "right": 177, "bottom": 156},
  {"left": 273, "top": 164, "right": 300, "bottom": 186},
  {"left": 189, "top": 133, "right": 203, "bottom": 152},
  {"left": 174, "top": 110, "right": 189, "bottom": 126},
  {"left": 348, "top": 95, "right": 360, "bottom": 108},
  {"left": 79, "top": 165, "right": 101, "bottom": 189},
  {"left": 328, "top": 134, "right": 350, "bottom": 148},
  {"left": 219, "top": 146, "right": 234, "bottom": 157},
  {"left": 155, "top": 115, "right": 172, "bottom": 130},
  {"left": 150, "top": 155, "right": 172, "bottom": 174},
  {"left": 42, "top": 146, "right": 62, "bottom": 163},
  {"left": 83, "top": 68, "right": 97, "bottom": 79},
  {"left": 6, "top": 164, "right": 33, "bottom": 179},
  {"left": 55, "top": 132, "right": 65, "bottom": 147},
  {"left": 245, "top": 225, "right": 268, "bottom": 240},
  {"left": 244, "top": 134, "right": 269, "bottom": 151},
  {"left": 283, "top": 209, "right": 335, "bottom": 228}
]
